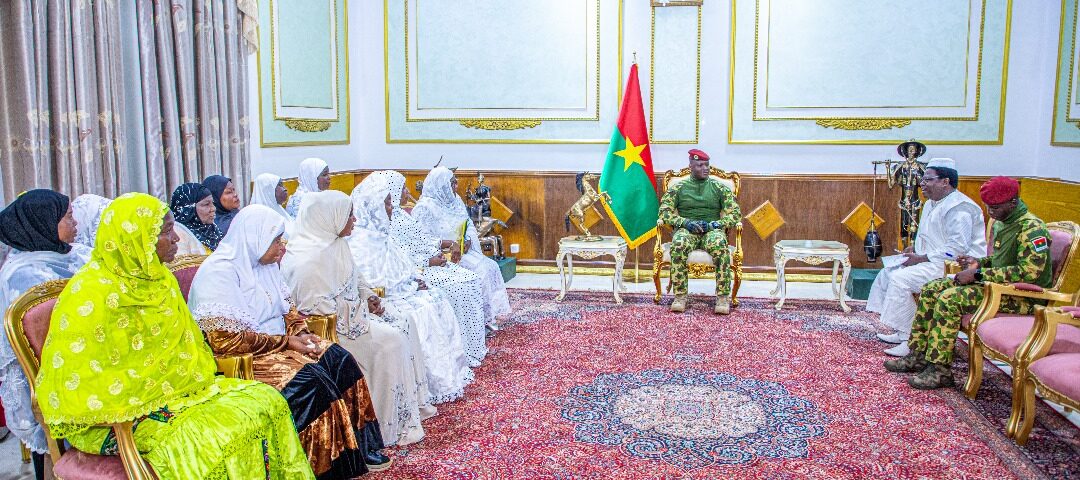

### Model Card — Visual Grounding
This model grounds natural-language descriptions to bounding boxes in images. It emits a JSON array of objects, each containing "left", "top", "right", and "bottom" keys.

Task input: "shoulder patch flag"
[{"left": 1031, "top": 236, "right": 1048, "bottom": 252}]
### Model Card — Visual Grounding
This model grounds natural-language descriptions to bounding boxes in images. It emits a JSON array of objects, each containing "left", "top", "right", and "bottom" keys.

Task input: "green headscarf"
[{"left": 36, "top": 193, "right": 217, "bottom": 438}]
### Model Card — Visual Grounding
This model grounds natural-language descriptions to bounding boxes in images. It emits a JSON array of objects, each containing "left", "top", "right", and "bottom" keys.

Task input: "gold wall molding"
[
  {"left": 728, "top": 0, "right": 1012, "bottom": 145},
  {"left": 284, "top": 119, "right": 333, "bottom": 132},
  {"left": 403, "top": 0, "right": 600, "bottom": 123},
  {"left": 1051, "top": 0, "right": 1080, "bottom": 145},
  {"left": 458, "top": 119, "right": 542, "bottom": 131},
  {"left": 649, "top": 2, "right": 702, "bottom": 144},
  {"left": 815, "top": 119, "right": 913, "bottom": 131}
]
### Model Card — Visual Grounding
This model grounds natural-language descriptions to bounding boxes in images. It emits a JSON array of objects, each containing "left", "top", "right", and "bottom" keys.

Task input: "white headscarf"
[
  {"left": 188, "top": 205, "right": 291, "bottom": 335},
  {"left": 281, "top": 190, "right": 356, "bottom": 315},
  {"left": 347, "top": 177, "right": 418, "bottom": 294},
  {"left": 413, "top": 167, "right": 477, "bottom": 245},
  {"left": 297, "top": 157, "right": 328, "bottom": 195},
  {"left": 251, "top": 173, "right": 291, "bottom": 219},
  {"left": 71, "top": 194, "right": 112, "bottom": 248},
  {"left": 285, "top": 157, "right": 329, "bottom": 217},
  {"left": 368, "top": 170, "right": 443, "bottom": 263}
]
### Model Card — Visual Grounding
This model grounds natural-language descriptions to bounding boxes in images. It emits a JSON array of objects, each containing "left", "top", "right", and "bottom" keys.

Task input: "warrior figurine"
[{"left": 889, "top": 140, "right": 928, "bottom": 250}]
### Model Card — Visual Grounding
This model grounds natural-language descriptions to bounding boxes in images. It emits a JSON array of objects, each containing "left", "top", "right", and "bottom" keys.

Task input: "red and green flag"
[{"left": 599, "top": 63, "right": 659, "bottom": 249}]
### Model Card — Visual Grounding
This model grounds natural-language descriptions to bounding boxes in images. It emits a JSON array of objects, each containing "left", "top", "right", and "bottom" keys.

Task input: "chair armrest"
[
  {"left": 304, "top": 314, "right": 339, "bottom": 344},
  {"left": 1020, "top": 307, "right": 1080, "bottom": 366},
  {"left": 107, "top": 421, "right": 155, "bottom": 480},
  {"left": 969, "top": 282, "right": 1077, "bottom": 332},
  {"left": 215, "top": 354, "right": 255, "bottom": 380},
  {"left": 995, "top": 283, "right": 1074, "bottom": 303}
]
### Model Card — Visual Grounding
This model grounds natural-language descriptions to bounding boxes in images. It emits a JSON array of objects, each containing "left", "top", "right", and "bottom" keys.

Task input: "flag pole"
[{"left": 634, "top": 248, "right": 640, "bottom": 283}]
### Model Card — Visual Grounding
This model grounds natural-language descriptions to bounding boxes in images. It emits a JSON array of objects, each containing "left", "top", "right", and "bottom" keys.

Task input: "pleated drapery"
[{"left": 0, "top": 0, "right": 255, "bottom": 204}]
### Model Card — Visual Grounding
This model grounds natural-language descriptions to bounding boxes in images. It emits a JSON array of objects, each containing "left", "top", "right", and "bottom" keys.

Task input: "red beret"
[
  {"left": 979, "top": 176, "right": 1019, "bottom": 204},
  {"left": 688, "top": 149, "right": 709, "bottom": 161}
]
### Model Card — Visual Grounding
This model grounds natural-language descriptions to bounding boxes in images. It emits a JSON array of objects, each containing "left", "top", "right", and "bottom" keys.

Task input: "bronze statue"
[
  {"left": 890, "top": 140, "right": 927, "bottom": 249},
  {"left": 564, "top": 172, "right": 610, "bottom": 242},
  {"left": 464, "top": 172, "right": 509, "bottom": 259}
]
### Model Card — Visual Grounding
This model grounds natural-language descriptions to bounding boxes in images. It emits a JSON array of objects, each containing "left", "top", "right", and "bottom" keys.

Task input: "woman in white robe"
[
  {"left": 71, "top": 193, "right": 111, "bottom": 248},
  {"left": 366, "top": 171, "right": 489, "bottom": 348},
  {"left": 251, "top": 173, "right": 295, "bottom": 237},
  {"left": 281, "top": 190, "right": 435, "bottom": 446},
  {"left": 412, "top": 167, "right": 511, "bottom": 330},
  {"left": 0, "top": 190, "right": 91, "bottom": 458},
  {"left": 285, "top": 157, "right": 331, "bottom": 218},
  {"left": 348, "top": 179, "right": 475, "bottom": 399}
]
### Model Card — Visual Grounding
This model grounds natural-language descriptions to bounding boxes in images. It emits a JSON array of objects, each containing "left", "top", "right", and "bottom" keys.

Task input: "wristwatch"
[{"left": 973, "top": 268, "right": 983, "bottom": 282}]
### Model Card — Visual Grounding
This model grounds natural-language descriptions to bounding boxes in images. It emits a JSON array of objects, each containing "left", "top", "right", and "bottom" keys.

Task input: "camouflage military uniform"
[
  {"left": 907, "top": 203, "right": 1052, "bottom": 365},
  {"left": 659, "top": 178, "right": 741, "bottom": 296}
]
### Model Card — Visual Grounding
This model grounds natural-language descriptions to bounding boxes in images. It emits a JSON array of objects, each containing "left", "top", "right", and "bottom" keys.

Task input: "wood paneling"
[{"left": 282, "top": 170, "right": 1080, "bottom": 272}]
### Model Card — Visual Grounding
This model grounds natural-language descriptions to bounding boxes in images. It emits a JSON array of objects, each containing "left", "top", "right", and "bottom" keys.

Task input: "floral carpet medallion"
[{"left": 559, "top": 368, "right": 829, "bottom": 469}]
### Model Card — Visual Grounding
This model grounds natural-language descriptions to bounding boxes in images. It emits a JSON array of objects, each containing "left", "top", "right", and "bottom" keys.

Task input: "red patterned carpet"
[{"left": 371, "top": 289, "right": 1080, "bottom": 479}]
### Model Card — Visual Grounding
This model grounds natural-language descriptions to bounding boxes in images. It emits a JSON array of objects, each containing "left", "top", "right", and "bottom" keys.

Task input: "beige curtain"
[{"left": 0, "top": 0, "right": 252, "bottom": 204}]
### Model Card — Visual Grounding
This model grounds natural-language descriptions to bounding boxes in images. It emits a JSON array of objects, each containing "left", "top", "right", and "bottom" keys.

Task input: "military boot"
[
  {"left": 883, "top": 351, "right": 927, "bottom": 373},
  {"left": 714, "top": 295, "right": 731, "bottom": 315},
  {"left": 908, "top": 363, "right": 955, "bottom": 390},
  {"left": 670, "top": 295, "right": 688, "bottom": 312}
]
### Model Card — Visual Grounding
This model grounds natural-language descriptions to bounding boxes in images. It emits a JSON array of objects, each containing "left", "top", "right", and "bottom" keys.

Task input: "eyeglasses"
[{"left": 919, "top": 176, "right": 941, "bottom": 184}]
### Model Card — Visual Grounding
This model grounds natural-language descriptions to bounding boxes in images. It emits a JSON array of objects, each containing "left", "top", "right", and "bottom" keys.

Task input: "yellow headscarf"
[{"left": 36, "top": 193, "right": 217, "bottom": 438}]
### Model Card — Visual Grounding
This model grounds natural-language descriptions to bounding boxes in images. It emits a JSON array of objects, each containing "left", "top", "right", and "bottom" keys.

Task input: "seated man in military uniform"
[{"left": 659, "top": 149, "right": 741, "bottom": 314}]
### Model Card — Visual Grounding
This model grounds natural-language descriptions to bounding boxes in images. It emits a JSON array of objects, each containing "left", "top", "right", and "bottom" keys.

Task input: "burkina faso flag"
[{"left": 599, "top": 63, "right": 659, "bottom": 249}]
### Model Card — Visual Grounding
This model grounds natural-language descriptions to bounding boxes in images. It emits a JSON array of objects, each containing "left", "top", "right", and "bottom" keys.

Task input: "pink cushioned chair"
[
  {"left": 165, "top": 254, "right": 208, "bottom": 301},
  {"left": 2, "top": 279, "right": 155, "bottom": 479},
  {"left": 964, "top": 221, "right": 1080, "bottom": 401},
  {"left": 165, "top": 255, "right": 254, "bottom": 380},
  {"left": 1014, "top": 306, "right": 1080, "bottom": 445}
]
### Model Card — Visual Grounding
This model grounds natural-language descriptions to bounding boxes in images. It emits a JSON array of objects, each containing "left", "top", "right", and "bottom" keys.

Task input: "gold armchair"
[
  {"left": 963, "top": 221, "right": 1080, "bottom": 399},
  {"left": 1014, "top": 306, "right": 1080, "bottom": 444},
  {"left": 165, "top": 254, "right": 255, "bottom": 380},
  {"left": 652, "top": 166, "right": 744, "bottom": 305},
  {"left": 4, "top": 279, "right": 155, "bottom": 479}
]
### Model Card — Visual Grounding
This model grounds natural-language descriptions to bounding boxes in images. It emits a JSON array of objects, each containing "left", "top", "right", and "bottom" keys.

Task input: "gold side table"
[
  {"left": 771, "top": 240, "right": 852, "bottom": 312},
  {"left": 555, "top": 236, "right": 628, "bottom": 304}
]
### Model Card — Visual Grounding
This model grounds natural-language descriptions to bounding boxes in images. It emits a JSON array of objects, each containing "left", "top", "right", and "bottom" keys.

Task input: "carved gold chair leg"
[
  {"left": 652, "top": 253, "right": 664, "bottom": 304},
  {"left": 1015, "top": 377, "right": 1038, "bottom": 445},
  {"left": 963, "top": 337, "right": 985, "bottom": 399},
  {"left": 730, "top": 264, "right": 742, "bottom": 308},
  {"left": 19, "top": 442, "right": 29, "bottom": 464}
]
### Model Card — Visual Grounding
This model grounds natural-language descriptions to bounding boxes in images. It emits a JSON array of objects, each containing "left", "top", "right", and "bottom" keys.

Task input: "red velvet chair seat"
[
  {"left": 1029, "top": 353, "right": 1080, "bottom": 402},
  {"left": 977, "top": 316, "right": 1080, "bottom": 358}
]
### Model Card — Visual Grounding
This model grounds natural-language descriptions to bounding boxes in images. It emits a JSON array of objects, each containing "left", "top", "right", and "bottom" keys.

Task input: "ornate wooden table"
[
  {"left": 555, "top": 236, "right": 628, "bottom": 304},
  {"left": 771, "top": 240, "right": 852, "bottom": 312}
]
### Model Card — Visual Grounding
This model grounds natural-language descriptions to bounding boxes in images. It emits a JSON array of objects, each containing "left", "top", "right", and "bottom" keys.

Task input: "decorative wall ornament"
[
  {"left": 842, "top": 202, "right": 886, "bottom": 241},
  {"left": 458, "top": 119, "right": 542, "bottom": 131},
  {"left": 284, "top": 119, "right": 333, "bottom": 132},
  {"left": 815, "top": 119, "right": 913, "bottom": 131},
  {"left": 743, "top": 200, "right": 785, "bottom": 240}
]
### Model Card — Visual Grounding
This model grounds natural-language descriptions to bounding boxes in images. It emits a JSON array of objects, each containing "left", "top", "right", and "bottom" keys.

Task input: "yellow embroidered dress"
[{"left": 34, "top": 193, "right": 313, "bottom": 480}]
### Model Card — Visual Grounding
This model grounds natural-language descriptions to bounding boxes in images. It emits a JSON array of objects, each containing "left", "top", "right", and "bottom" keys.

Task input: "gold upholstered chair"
[
  {"left": 4, "top": 279, "right": 155, "bottom": 479},
  {"left": 1014, "top": 306, "right": 1080, "bottom": 445},
  {"left": 167, "top": 254, "right": 255, "bottom": 380},
  {"left": 962, "top": 221, "right": 1080, "bottom": 401},
  {"left": 652, "top": 166, "right": 744, "bottom": 305}
]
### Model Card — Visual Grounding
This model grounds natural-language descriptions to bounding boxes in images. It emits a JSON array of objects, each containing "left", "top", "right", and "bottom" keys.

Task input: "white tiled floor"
[{"left": 0, "top": 274, "right": 1072, "bottom": 477}]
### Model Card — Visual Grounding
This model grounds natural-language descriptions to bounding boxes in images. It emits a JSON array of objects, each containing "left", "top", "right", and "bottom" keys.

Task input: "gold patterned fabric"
[{"left": 36, "top": 193, "right": 220, "bottom": 438}]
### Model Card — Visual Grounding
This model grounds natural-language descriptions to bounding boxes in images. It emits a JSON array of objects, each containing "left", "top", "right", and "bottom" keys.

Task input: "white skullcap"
[{"left": 926, "top": 158, "right": 955, "bottom": 171}]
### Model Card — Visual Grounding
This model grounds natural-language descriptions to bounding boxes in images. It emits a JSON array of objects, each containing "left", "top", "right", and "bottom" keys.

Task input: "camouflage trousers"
[
  {"left": 908, "top": 278, "right": 1043, "bottom": 365},
  {"left": 669, "top": 228, "right": 732, "bottom": 296}
]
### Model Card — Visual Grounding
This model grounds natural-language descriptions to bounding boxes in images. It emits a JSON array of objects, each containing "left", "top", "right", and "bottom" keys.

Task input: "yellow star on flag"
[{"left": 613, "top": 136, "right": 647, "bottom": 172}]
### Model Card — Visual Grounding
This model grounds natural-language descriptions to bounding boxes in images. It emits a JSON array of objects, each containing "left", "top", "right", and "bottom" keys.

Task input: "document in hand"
[{"left": 881, "top": 254, "right": 907, "bottom": 269}]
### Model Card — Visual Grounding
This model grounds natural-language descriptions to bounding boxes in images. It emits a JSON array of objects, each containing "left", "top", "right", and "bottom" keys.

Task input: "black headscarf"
[
  {"left": 0, "top": 189, "right": 72, "bottom": 254},
  {"left": 202, "top": 175, "right": 238, "bottom": 234},
  {"left": 170, "top": 183, "right": 224, "bottom": 250}
]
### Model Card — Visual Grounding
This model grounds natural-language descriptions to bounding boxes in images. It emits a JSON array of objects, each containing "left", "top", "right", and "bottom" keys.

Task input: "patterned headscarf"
[
  {"left": 0, "top": 189, "right": 71, "bottom": 254},
  {"left": 36, "top": 193, "right": 218, "bottom": 438},
  {"left": 71, "top": 194, "right": 112, "bottom": 248},
  {"left": 169, "top": 183, "right": 224, "bottom": 250}
]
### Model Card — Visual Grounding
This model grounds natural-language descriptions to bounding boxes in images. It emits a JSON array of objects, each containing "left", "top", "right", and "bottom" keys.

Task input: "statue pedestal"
[{"left": 495, "top": 257, "right": 516, "bottom": 283}]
